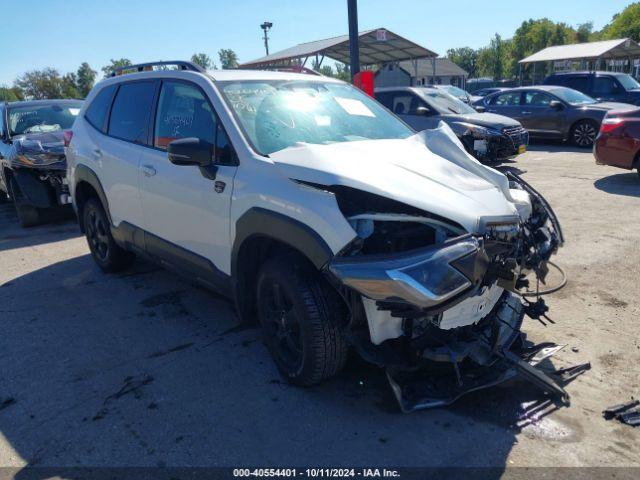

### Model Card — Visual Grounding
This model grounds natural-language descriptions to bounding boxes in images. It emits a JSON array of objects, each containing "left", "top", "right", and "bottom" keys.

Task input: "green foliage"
[
  {"left": 15, "top": 68, "right": 65, "bottom": 99},
  {"left": 101, "top": 58, "right": 132, "bottom": 77},
  {"left": 76, "top": 62, "right": 97, "bottom": 97},
  {"left": 600, "top": 2, "right": 640, "bottom": 41},
  {"left": 446, "top": 47, "right": 478, "bottom": 76},
  {"left": 0, "top": 86, "right": 24, "bottom": 101},
  {"left": 61, "top": 72, "right": 81, "bottom": 99},
  {"left": 334, "top": 63, "right": 351, "bottom": 82},
  {"left": 576, "top": 22, "right": 594, "bottom": 43},
  {"left": 191, "top": 53, "right": 216, "bottom": 70},
  {"left": 218, "top": 49, "right": 239, "bottom": 69}
]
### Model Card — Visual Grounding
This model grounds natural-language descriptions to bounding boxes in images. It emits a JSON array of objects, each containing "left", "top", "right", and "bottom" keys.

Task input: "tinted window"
[
  {"left": 85, "top": 85, "right": 116, "bottom": 132},
  {"left": 490, "top": 92, "right": 521, "bottom": 106},
  {"left": 154, "top": 81, "right": 216, "bottom": 149},
  {"left": 563, "top": 76, "right": 590, "bottom": 93},
  {"left": 8, "top": 102, "right": 83, "bottom": 136},
  {"left": 593, "top": 77, "right": 618, "bottom": 95},
  {"left": 616, "top": 74, "right": 640, "bottom": 90},
  {"left": 524, "top": 91, "right": 553, "bottom": 106},
  {"left": 387, "top": 93, "right": 426, "bottom": 115},
  {"left": 108, "top": 81, "right": 156, "bottom": 144}
]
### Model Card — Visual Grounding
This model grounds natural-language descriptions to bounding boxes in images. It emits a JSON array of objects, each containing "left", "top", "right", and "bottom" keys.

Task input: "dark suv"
[{"left": 543, "top": 71, "right": 640, "bottom": 105}]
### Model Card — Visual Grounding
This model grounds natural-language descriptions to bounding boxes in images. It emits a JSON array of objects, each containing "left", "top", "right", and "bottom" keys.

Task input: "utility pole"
[
  {"left": 347, "top": 0, "right": 360, "bottom": 80},
  {"left": 260, "top": 21, "right": 273, "bottom": 56}
]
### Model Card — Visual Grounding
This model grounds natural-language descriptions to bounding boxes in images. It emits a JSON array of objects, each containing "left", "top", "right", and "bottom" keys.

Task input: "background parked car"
[
  {"left": 0, "top": 99, "right": 82, "bottom": 226},
  {"left": 594, "top": 108, "right": 640, "bottom": 176},
  {"left": 475, "top": 86, "right": 636, "bottom": 147},
  {"left": 473, "top": 87, "right": 508, "bottom": 97},
  {"left": 376, "top": 86, "right": 528, "bottom": 163},
  {"left": 430, "top": 84, "right": 477, "bottom": 104},
  {"left": 543, "top": 71, "right": 640, "bottom": 106}
]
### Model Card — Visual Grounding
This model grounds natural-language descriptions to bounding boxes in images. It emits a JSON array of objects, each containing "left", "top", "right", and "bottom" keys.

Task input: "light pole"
[
  {"left": 347, "top": 0, "right": 360, "bottom": 80},
  {"left": 260, "top": 21, "right": 273, "bottom": 56}
]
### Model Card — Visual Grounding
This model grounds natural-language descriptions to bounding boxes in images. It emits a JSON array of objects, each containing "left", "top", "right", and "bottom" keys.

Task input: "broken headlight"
[{"left": 329, "top": 235, "right": 484, "bottom": 309}]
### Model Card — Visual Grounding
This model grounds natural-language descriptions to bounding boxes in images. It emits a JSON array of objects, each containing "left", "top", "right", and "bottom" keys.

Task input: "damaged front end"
[{"left": 324, "top": 174, "right": 567, "bottom": 412}]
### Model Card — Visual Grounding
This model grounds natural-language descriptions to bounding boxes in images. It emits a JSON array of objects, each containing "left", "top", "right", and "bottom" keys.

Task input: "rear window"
[
  {"left": 108, "top": 81, "right": 156, "bottom": 144},
  {"left": 85, "top": 85, "right": 116, "bottom": 132}
]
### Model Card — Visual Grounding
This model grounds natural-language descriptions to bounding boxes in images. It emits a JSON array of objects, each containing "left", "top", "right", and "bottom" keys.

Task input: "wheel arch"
[
  {"left": 74, "top": 164, "right": 111, "bottom": 232},
  {"left": 231, "top": 208, "right": 335, "bottom": 324}
]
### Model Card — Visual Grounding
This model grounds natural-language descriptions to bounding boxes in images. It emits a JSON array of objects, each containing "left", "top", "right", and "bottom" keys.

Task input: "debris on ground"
[{"left": 603, "top": 399, "right": 640, "bottom": 427}]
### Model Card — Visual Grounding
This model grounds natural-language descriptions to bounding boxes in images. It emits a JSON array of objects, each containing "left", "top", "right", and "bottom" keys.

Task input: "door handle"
[{"left": 141, "top": 165, "right": 156, "bottom": 177}]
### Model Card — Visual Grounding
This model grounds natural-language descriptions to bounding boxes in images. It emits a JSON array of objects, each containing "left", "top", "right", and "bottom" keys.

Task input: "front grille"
[{"left": 502, "top": 126, "right": 527, "bottom": 137}]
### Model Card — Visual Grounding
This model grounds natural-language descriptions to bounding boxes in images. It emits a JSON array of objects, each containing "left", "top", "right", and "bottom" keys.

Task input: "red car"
[{"left": 594, "top": 108, "right": 640, "bottom": 176}]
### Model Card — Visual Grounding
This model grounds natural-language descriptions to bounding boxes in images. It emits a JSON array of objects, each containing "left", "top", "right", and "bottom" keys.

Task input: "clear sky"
[{"left": 0, "top": 0, "right": 634, "bottom": 85}]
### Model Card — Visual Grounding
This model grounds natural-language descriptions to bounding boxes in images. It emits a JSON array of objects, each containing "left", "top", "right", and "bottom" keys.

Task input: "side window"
[
  {"left": 593, "top": 77, "right": 618, "bottom": 95},
  {"left": 524, "top": 91, "right": 553, "bottom": 106},
  {"left": 490, "top": 92, "right": 521, "bottom": 106},
  {"left": 154, "top": 81, "right": 216, "bottom": 149},
  {"left": 375, "top": 92, "right": 394, "bottom": 110},
  {"left": 564, "top": 76, "right": 589, "bottom": 93},
  {"left": 389, "top": 94, "right": 413, "bottom": 115},
  {"left": 85, "top": 84, "right": 116, "bottom": 133},
  {"left": 107, "top": 81, "right": 156, "bottom": 144}
]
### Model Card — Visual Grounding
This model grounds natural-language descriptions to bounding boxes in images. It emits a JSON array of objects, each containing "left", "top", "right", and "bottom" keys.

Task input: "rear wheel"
[
  {"left": 256, "top": 255, "right": 348, "bottom": 386},
  {"left": 83, "top": 197, "right": 134, "bottom": 272},
  {"left": 570, "top": 120, "right": 598, "bottom": 148},
  {"left": 8, "top": 178, "right": 40, "bottom": 228}
]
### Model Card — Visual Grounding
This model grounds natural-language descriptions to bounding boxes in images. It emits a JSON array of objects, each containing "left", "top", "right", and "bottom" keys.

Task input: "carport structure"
[
  {"left": 518, "top": 38, "right": 640, "bottom": 84},
  {"left": 240, "top": 28, "right": 437, "bottom": 76}
]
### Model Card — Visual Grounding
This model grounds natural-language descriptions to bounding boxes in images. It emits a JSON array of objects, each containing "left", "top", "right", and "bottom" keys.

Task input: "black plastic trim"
[{"left": 74, "top": 164, "right": 112, "bottom": 224}]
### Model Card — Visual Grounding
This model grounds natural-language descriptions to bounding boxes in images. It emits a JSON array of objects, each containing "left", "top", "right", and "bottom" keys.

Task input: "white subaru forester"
[{"left": 66, "top": 61, "right": 566, "bottom": 412}]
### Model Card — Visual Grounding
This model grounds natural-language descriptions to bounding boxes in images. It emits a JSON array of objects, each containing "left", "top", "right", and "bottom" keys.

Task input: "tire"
[
  {"left": 256, "top": 255, "right": 348, "bottom": 386},
  {"left": 82, "top": 197, "right": 134, "bottom": 272},
  {"left": 570, "top": 120, "right": 598, "bottom": 148},
  {"left": 8, "top": 178, "right": 40, "bottom": 228}
]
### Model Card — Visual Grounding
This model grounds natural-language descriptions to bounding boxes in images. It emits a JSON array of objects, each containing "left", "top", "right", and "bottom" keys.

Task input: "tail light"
[
  {"left": 63, "top": 130, "right": 74, "bottom": 147},
  {"left": 599, "top": 116, "right": 624, "bottom": 134}
]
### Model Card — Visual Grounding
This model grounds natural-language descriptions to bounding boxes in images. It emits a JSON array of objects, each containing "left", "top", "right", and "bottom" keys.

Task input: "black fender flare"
[
  {"left": 231, "top": 207, "right": 335, "bottom": 322},
  {"left": 74, "top": 164, "right": 112, "bottom": 226},
  {"left": 11, "top": 169, "right": 55, "bottom": 208}
]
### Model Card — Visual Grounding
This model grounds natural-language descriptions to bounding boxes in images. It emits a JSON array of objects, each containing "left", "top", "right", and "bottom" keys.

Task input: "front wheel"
[
  {"left": 256, "top": 255, "right": 348, "bottom": 386},
  {"left": 571, "top": 120, "right": 598, "bottom": 148},
  {"left": 82, "top": 198, "right": 134, "bottom": 272},
  {"left": 8, "top": 178, "right": 40, "bottom": 228}
]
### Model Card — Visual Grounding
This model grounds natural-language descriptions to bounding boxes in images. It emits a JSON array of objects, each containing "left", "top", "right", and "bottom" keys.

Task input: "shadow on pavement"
[
  {"left": 594, "top": 172, "right": 640, "bottom": 197},
  {"left": 526, "top": 140, "right": 590, "bottom": 154},
  {"left": 0, "top": 253, "right": 575, "bottom": 474}
]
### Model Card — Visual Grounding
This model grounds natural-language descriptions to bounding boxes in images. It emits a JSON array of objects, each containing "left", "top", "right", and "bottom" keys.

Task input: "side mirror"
[
  {"left": 414, "top": 106, "right": 430, "bottom": 116},
  {"left": 167, "top": 137, "right": 213, "bottom": 167},
  {"left": 475, "top": 105, "right": 486, "bottom": 113},
  {"left": 549, "top": 100, "right": 564, "bottom": 110}
]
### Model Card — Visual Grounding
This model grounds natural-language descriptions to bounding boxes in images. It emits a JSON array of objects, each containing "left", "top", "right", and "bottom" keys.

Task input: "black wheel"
[
  {"left": 83, "top": 197, "right": 134, "bottom": 272},
  {"left": 8, "top": 178, "right": 40, "bottom": 228},
  {"left": 256, "top": 255, "right": 348, "bottom": 386},
  {"left": 570, "top": 120, "right": 598, "bottom": 148}
]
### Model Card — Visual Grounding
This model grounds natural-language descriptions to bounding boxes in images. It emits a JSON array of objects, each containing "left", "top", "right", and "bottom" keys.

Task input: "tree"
[
  {"left": 76, "top": 62, "right": 97, "bottom": 97},
  {"left": 61, "top": 73, "right": 81, "bottom": 98},
  {"left": 14, "top": 68, "right": 65, "bottom": 99},
  {"left": 218, "top": 49, "right": 239, "bottom": 69},
  {"left": 191, "top": 53, "right": 215, "bottom": 70},
  {"left": 600, "top": 2, "right": 640, "bottom": 41},
  {"left": 446, "top": 47, "right": 478, "bottom": 77},
  {"left": 334, "top": 63, "right": 351, "bottom": 82},
  {"left": 101, "top": 58, "right": 132, "bottom": 77},
  {"left": 576, "top": 22, "right": 594, "bottom": 43},
  {"left": 0, "top": 86, "right": 24, "bottom": 101}
]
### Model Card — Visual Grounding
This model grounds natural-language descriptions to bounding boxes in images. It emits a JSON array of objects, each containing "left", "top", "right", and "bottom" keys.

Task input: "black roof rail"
[{"left": 109, "top": 60, "right": 206, "bottom": 77}]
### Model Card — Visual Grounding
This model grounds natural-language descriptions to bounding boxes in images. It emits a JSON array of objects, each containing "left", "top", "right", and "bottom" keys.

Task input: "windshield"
[
  {"left": 551, "top": 88, "right": 596, "bottom": 105},
  {"left": 219, "top": 80, "right": 413, "bottom": 155},
  {"left": 440, "top": 85, "right": 467, "bottom": 99},
  {"left": 8, "top": 102, "right": 82, "bottom": 136},
  {"left": 616, "top": 74, "right": 640, "bottom": 90},
  {"left": 420, "top": 89, "right": 476, "bottom": 115}
]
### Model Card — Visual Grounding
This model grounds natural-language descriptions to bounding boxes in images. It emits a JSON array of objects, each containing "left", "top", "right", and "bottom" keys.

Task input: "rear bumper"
[{"left": 594, "top": 135, "right": 638, "bottom": 169}]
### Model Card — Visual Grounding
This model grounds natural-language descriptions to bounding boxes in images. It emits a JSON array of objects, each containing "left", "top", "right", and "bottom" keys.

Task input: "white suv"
[{"left": 66, "top": 61, "right": 566, "bottom": 411}]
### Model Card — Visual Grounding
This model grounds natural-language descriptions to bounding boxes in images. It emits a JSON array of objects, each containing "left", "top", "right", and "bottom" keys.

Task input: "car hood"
[
  {"left": 442, "top": 112, "right": 521, "bottom": 130},
  {"left": 10, "top": 130, "right": 66, "bottom": 169},
  {"left": 269, "top": 123, "right": 522, "bottom": 234}
]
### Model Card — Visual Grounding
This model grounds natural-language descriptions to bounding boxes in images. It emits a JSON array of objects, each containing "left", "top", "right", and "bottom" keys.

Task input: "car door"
[
  {"left": 99, "top": 80, "right": 157, "bottom": 227},
  {"left": 520, "top": 90, "right": 563, "bottom": 136},
  {"left": 138, "top": 79, "right": 237, "bottom": 280},
  {"left": 485, "top": 91, "right": 522, "bottom": 119}
]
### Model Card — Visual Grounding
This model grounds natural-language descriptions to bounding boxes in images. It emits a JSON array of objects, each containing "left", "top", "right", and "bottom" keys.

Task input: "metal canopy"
[
  {"left": 240, "top": 28, "right": 437, "bottom": 68},
  {"left": 519, "top": 38, "right": 640, "bottom": 64}
]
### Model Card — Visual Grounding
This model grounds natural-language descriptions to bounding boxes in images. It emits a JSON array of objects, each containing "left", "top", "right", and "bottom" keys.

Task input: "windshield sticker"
[
  {"left": 69, "top": 108, "right": 81, "bottom": 116},
  {"left": 334, "top": 97, "right": 375, "bottom": 117}
]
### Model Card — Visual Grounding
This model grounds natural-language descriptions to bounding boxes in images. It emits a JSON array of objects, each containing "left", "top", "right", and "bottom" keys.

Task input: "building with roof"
[
  {"left": 240, "top": 28, "right": 437, "bottom": 71},
  {"left": 374, "top": 58, "right": 468, "bottom": 88},
  {"left": 519, "top": 38, "right": 640, "bottom": 82}
]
